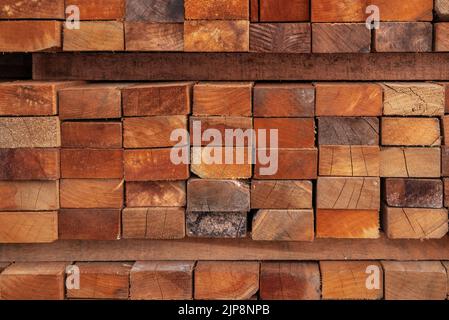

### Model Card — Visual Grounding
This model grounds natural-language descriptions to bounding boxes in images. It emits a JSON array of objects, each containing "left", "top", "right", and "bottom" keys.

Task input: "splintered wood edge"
[
  {"left": 2, "top": 235, "right": 449, "bottom": 262},
  {"left": 33, "top": 53, "right": 449, "bottom": 81}
]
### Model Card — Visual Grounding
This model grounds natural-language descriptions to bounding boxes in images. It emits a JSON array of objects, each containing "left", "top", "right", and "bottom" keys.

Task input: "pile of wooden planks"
[
  {"left": 0, "top": 260, "right": 448, "bottom": 300},
  {"left": 1, "top": 0, "right": 449, "bottom": 52}
]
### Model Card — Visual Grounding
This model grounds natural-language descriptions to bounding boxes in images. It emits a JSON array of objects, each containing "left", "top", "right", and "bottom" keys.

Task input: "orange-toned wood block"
[
  {"left": 59, "top": 209, "right": 120, "bottom": 240},
  {"left": 130, "top": 261, "right": 194, "bottom": 300},
  {"left": 66, "top": 0, "right": 125, "bottom": 20},
  {"left": 63, "top": 21, "right": 124, "bottom": 51},
  {"left": 254, "top": 148, "right": 318, "bottom": 180},
  {"left": 122, "top": 207, "right": 185, "bottom": 239},
  {"left": 126, "top": 181, "right": 186, "bottom": 207},
  {"left": 125, "top": 22, "right": 183, "bottom": 51},
  {"left": 60, "top": 179, "right": 123, "bottom": 209},
  {"left": 0, "top": 0, "right": 64, "bottom": 19},
  {"left": 61, "top": 122, "right": 123, "bottom": 149},
  {"left": 185, "top": 0, "right": 249, "bottom": 20},
  {"left": 0, "top": 181, "right": 59, "bottom": 211},
  {"left": 0, "top": 21, "right": 61, "bottom": 52},
  {"left": 252, "top": 209, "right": 314, "bottom": 241},
  {"left": 260, "top": 262, "right": 321, "bottom": 300},
  {"left": 0, "top": 149, "right": 60, "bottom": 180},
  {"left": 253, "top": 83, "right": 315, "bottom": 117},
  {"left": 59, "top": 84, "right": 125, "bottom": 120},
  {"left": 316, "top": 209, "right": 380, "bottom": 239},
  {"left": 124, "top": 149, "right": 189, "bottom": 181},
  {"left": 320, "top": 261, "right": 383, "bottom": 300},
  {"left": 124, "top": 116, "right": 187, "bottom": 148},
  {"left": 0, "top": 262, "right": 67, "bottom": 300},
  {"left": 0, "top": 212, "right": 58, "bottom": 243},
  {"left": 61, "top": 149, "right": 123, "bottom": 179},
  {"left": 184, "top": 20, "right": 249, "bottom": 52},
  {"left": 193, "top": 82, "right": 252, "bottom": 116},
  {"left": 316, "top": 83, "right": 382, "bottom": 116},
  {"left": 319, "top": 146, "right": 380, "bottom": 177},
  {"left": 195, "top": 262, "right": 259, "bottom": 300},
  {"left": 67, "top": 262, "right": 132, "bottom": 299},
  {"left": 381, "top": 117, "right": 441, "bottom": 146},
  {"left": 383, "top": 261, "right": 447, "bottom": 300},
  {"left": 254, "top": 118, "right": 315, "bottom": 148},
  {"left": 122, "top": 82, "right": 192, "bottom": 116},
  {"left": 317, "top": 177, "right": 380, "bottom": 210},
  {"left": 251, "top": 180, "right": 313, "bottom": 209},
  {"left": 260, "top": 0, "right": 309, "bottom": 21}
]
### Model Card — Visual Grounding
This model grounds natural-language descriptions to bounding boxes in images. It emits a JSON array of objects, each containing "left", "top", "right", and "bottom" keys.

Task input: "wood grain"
[
  {"left": 186, "top": 212, "right": 247, "bottom": 238},
  {"left": 130, "top": 261, "right": 194, "bottom": 300},
  {"left": 252, "top": 209, "right": 314, "bottom": 241},
  {"left": 250, "top": 23, "right": 311, "bottom": 53},
  {"left": 59, "top": 209, "right": 120, "bottom": 241},
  {"left": 380, "top": 147, "right": 441, "bottom": 178},
  {"left": 124, "top": 148, "right": 189, "bottom": 181},
  {"left": 184, "top": 20, "right": 249, "bottom": 52},
  {"left": 61, "top": 122, "right": 123, "bottom": 149},
  {"left": 254, "top": 148, "right": 318, "bottom": 180},
  {"left": 319, "top": 146, "right": 380, "bottom": 177},
  {"left": 442, "top": 147, "right": 449, "bottom": 177},
  {"left": 254, "top": 118, "right": 315, "bottom": 148},
  {"left": 374, "top": 22, "right": 432, "bottom": 52},
  {"left": 385, "top": 179, "right": 443, "bottom": 208},
  {"left": 124, "top": 116, "right": 187, "bottom": 148},
  {"left": 312, "top": 23, "right": 370, "bottom": 53},
  {"left": 125, "top": 23, "right": 183, "bottom": 51},
  {"left": 125, "top": 0, "right": 184, "bottom": 22},
  {"left": 122, "top": 208, "right": 185, "bottom": 240},
  {"left": 260, "top": 262, "right": 320, "bottom": 300},
  {"left": 59, "top": 84, "right": 124, "bottom": 120},
  {"left": 60, "top": 179, "right": 123, "bottom": 209},
  {"left": 316, "top": 83, "right": 382, "bottom": 116},
  {"left": 382, "top": 261, "right": 447, "bottom": 300},
  {"left": 126, "top": 181, "right": 186, "bottom": 207},
  {"left": 0, "top": 21, "right": 61, "bottom": 52},
  {"left": 187, "top": 179, "right": 250, "bottom": 212},
  {"left": 381, "top": 117, "right": 441, "bottom": 146},
  {"left": 34, "top": 52, "right": 449, "bottom": 81},
  {"left": 63, "top": 21, "right": 124, "bottom": 51},
  {"left": 312, "top": 0, "right": 433, "bottom": 22},
  {"left": 0, "top": 0, "right": 64, "bottom": 19},
  {"left": 382, "top": 82, "right": 445, "bottom": 116},
  {"left": 383, "top": 207, "right": 448, "bottom": 239},
  {"left": 4, "top": 236, "right": 449, "bottom": 262},
  {"left": 0, "top": 81, "right": 80, "bottom": 116},
  {"left": 251, "top": 180, "right": 313, "bottom": 209},
  {"left": 318, "top": 117, "right": 379, "bottom": 145},
  {"left": 66, "top": 0, "right": 125, "bottom": 20},
  {"left": 190, "top": 116, "right": 253, "bottom": 146},
  {"left": 260, "top": 0, "right": 309, "bottom": 21},
  {"left": 250, "top": 0, "right": 259, "bottom": 21},
  {"left": 0, "top": 181, "right": 59, "bottom": 211},
  {"left": 317, "top": 177, "right": 380, "bottom": 210},
  {"left": 436, "top": 0, "right": 449, "bottom": 20},
  {"left": 185, "top": 0, "right": 249, "bottom": 20},
  {"left": 253, "top": 83, "right": 315, "bottom": 117},
  {"left": 193, "top": 82, "right": 252, "bottom": 116},
  {"left": 61, "top": 149, "right": 123, "bottom": 179},
  {"left": 0, "top": 262, "right": 66, "bottom": 300},
  {"left": 122, "top": 82, "right": 192, "bottom": 116},
  {"left": 67, "top": 262, "right": 132, "bottom": 299},
  {"left": 320, "top": 261, "right": 383, "bottom": 300},
  {"left": 316, "top": 209, "right": 380, "bottom": 239},
  {"left": 0, "top": 212, "right": 58, "bottom": 243},
  {"left": 435, "top": 23, "right": 449, "bottom": 52},
  {"left": 191, "top": 147, "right": 252, "bottom": 179},
  {"left": 195, "top": 261, "right": 259, "bottom": 300},
  {"left": 0, "top": 117, "right": 60, "bottom": 148},
  {"left": 0, "top": 149, "right": 59, "bottom": 180}
]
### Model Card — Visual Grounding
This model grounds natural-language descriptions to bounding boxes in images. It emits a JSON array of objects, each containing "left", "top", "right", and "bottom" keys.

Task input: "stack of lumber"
[
  {"left": 2, "top": 0, "right": 449, "bottom": 301},
  {"left": 1, "top": 0, "right": 449, "bottom": 52}
]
